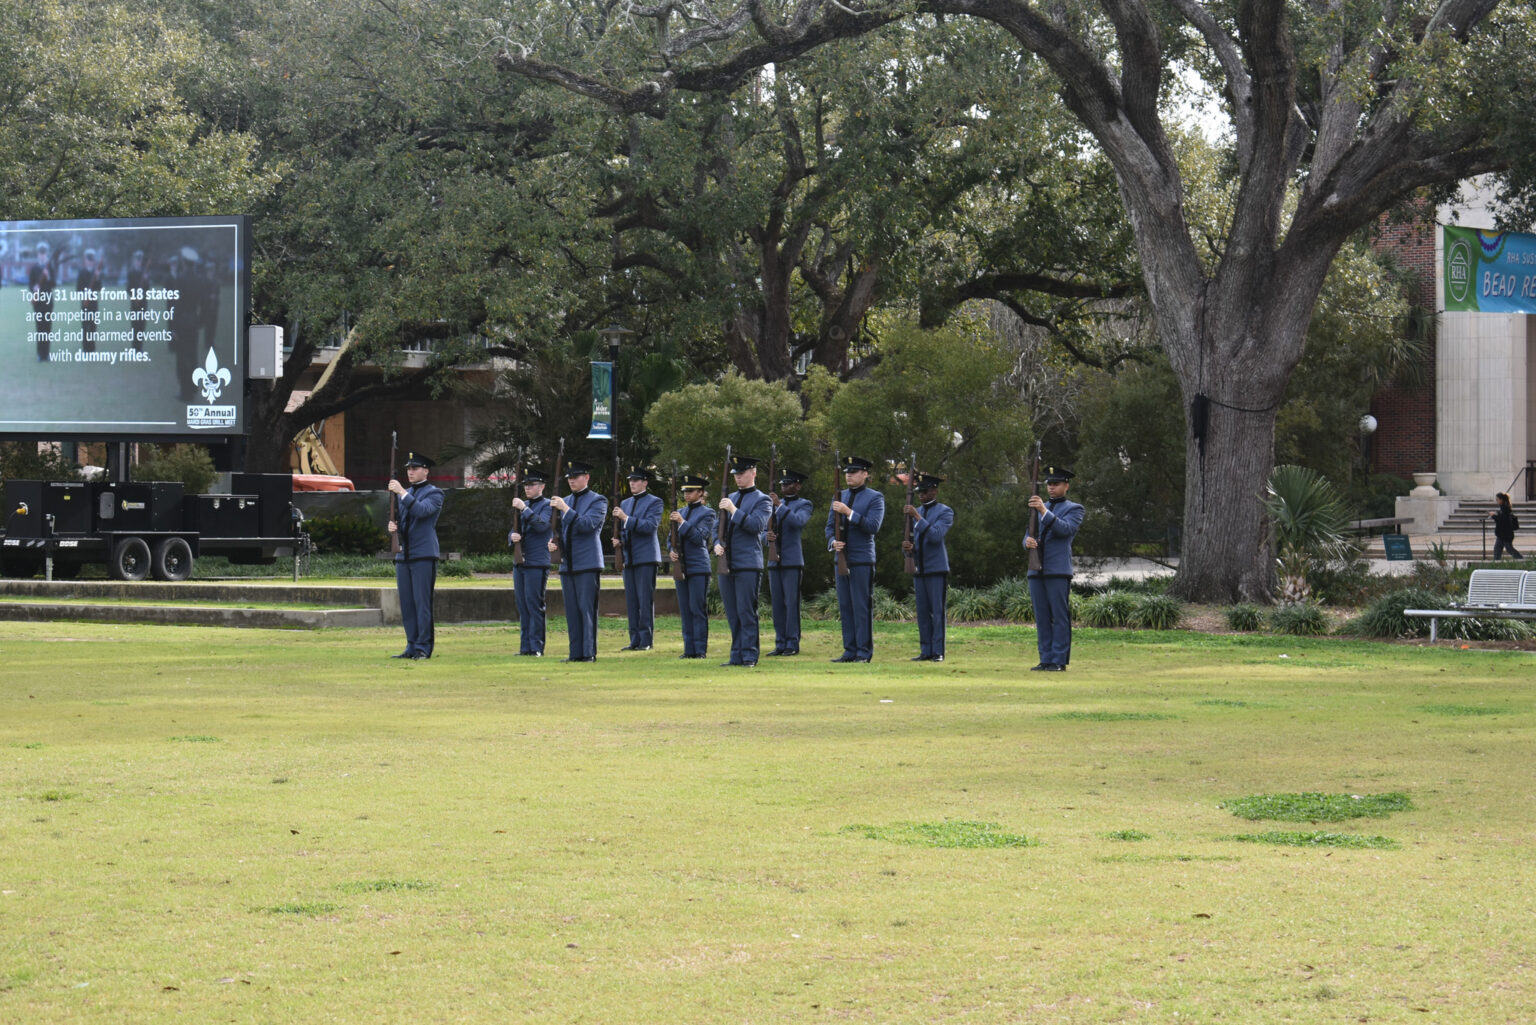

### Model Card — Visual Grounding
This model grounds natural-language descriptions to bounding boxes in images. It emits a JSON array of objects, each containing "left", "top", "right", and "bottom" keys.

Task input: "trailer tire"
[
  {"left": 152, "top": 537, "right": 194, "bottom": 582},
  {"left": 110, "top": 537, "right": 152, "bottom": 581}
]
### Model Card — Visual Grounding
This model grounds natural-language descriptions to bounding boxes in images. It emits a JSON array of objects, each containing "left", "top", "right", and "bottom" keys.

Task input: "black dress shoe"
[
  {"left": 390, "top": 652, "right": 412, "bottom": 659},
  {"left": 741, "top": 661, "right": 757, "bottom": 668},
  {"left": 410, "top": 653, "right": 429, "bottom": 660},
  {"left": 830, "top": 655, "right": 857, "bottom": 663},
  {"left": 765, "top": 649, "right": 786, "bottom": 657},
  {"left": 910, "top": 654, "right": 931, "bottom": 661},
  {"left": 720, "top": 661, "right": 739, "bottom": 667},
  {"left": 1029, "top": 663, "right": 1050, "bottom": 671},
  {"left": 930, "top": 655, "right": 944, "bottom": 662},
  {"left": 782, "top": 649, "right": 799, "bottom": 656},
  {"left": 561, "top": 656, "right": 592, "bottom": 663},
  {"left": 1043, "top": 663, "right": 1066, "bottom": 671}
]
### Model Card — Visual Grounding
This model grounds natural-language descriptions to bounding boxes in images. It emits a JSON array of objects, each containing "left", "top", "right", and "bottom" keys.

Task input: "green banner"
[{"left": 1443, "top": 224, "right": 1536, "bottom": 313}]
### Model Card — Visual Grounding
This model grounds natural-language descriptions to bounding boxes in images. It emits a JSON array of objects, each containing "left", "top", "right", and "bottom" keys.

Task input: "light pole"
[{"left": 598, "top": 323, "right": 634, "bottom": 513}]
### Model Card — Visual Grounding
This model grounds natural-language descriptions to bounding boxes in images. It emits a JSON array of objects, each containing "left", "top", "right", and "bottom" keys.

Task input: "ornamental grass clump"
[
  {"left": 1128, "top": 593, "right": 1183, "bottom": 630},
  {"left": 988, "top": 577, "right": 1034, "bottom": 622},
  {"left": 1268, "top": 601, "right": 1328, "bottom": 636},
  {"left": 948, "top": 586, "right": 1002, "bottom": 622},
  {"left": 1224, "top": 603, "right": 1263, "bottom": 631},
  {"left": 1080, "top": 590, "right": 1138, "bottom": 628}
]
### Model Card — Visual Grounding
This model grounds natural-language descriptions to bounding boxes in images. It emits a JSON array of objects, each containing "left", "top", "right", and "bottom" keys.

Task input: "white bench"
[{"left": 1404, "top": 569, "right": 1536, "bottom": 641}]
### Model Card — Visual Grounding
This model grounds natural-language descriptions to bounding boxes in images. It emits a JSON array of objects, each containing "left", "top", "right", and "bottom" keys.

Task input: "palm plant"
[{"left": 1264, "top": 465, "right": 1358, "bottom": 603}]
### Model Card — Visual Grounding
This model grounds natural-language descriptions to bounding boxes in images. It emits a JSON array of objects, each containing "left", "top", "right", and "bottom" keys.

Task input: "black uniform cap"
[
  {"left": 915, "top": 473, "right": 945, "bottom": 489},
  {"left": 626, "top": 465, "right": 655, "bottom": 481},
  {"left": 1043, "top": 465, "right": 1074, "bottom": 483},
  {"left": 728, "top": 454, "right": 760, "bottom": 474},
  {"left": 778, "top": 469, "right": 808, "bottom": 486},
  {"left": 403, "top": 451, "right": 435, "bottom": 469},
  {"left": 840, "top": 455, "right": 874, "bottom": 472},
  {"left": 680, "top": 474, "right": 709, "bottom": 490},
  {"left": 521, "top": 468, "right": 548, "bottom": 484},
  {"left": 566, "top": 461, "right": 594, "bottom": 476}
]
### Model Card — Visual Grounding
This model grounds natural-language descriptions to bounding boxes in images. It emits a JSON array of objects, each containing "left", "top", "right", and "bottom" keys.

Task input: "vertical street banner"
[
  {"left": 1443, "top": 224, "right": 1536, "bottom": 314},
  {"left": 587, "top": 360, "right": 613, "bottom": 440}
]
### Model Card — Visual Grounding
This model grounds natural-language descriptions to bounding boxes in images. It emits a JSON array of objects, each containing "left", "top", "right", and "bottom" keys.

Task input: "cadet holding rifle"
[
  {"left": 613, "top": 466, "right": 664, "bottom": 650},
  {"left": 388, "top": 451, "right": 444, "bottom": 660},
  {"left": 714, "top": 452, "right": 772, "bottom": 667},
  {"left": 765, "top": 467, "right": 813, "bottom": 657},
  {"left": 1024, "top": 465, "right": 1085, "bottom": 671},
  {"left": 551, "top": 461, "right": 608, "bottom": 662},
  {"left": 669, "top": 473, "right": 716, "bottom": 659},
  {"left": 903, "top": 471, "right": 953, "bottom": 662},
  {"left": 825, "top": 454, "right": 885, "bottom": 663},
  {"left": 508, "top": 466, "right": 552, "bottom": 656}
]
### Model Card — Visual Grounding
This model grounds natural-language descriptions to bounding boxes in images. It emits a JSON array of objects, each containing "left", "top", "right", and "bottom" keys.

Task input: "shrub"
[
  {"left": 132, "top": 444, "right": 217, "bottom": 494},
  {"left": 1128, "top": 593, "right": 1184, "bottom": 630},
  {"left": 1224, "top": 603, "right": 1263, "bottom": 631},
  {"left": 1268, "top": 601, "right": 1328, "bottom": 636},
  {"left": 873, "top": 586, "right": 915, "bottom": 622},
  {"left": 988, "top": 577, "right": 1034, "bottom": 623},
  {"left": 1348, "top": 588, "right": 1448, "bottom": 638},
  {"left": 439, "top": 559, "right": 473, "bottom": 578},
  {"left": 948, "top": 586, "right": 1002, "bottom": 622},
  {"left": 306, "top": 515, "right": 390, "bottom": 556},
  {"left": 1079, "top": 591, "right": 1138, "bottom": 628},
  {"left": 805, "top": 588, "right": 841, "bottom": 621}
]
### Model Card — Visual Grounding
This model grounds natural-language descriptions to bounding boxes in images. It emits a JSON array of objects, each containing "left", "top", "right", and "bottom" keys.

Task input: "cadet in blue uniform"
[
  {"left": 613, "top": 466, "right": 664, "bottom": 650},
  {"left": 765, "top": 469, "right": 813, "bottom": 656},
  {"left": 1024, "top": 465, "right": 1085, "bottom": 671},
  {"left": 825, "top": 455, "right": 886, "bottom": 663},
  {"left": 669, "top": 475, "right": 716, "bottom": 659},
  {"left": 714, "top": 454, "right": 772, "bottom": 666},
  {"left": 551, "top": 462, "right": 608, "bottom": 662},
  {"left": 508, "top": 467, "right": 552, "bottom": 656},
  {"left": 903, "top": 472, "right": 953, "bottom": 662},
  {"left": 388, "top": 451, "right": 445, "bottom": 660}
]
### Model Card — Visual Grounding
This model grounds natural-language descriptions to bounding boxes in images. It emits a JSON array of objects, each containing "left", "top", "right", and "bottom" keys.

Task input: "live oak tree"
[
  {"left": 498, "top": 14, "right": 1138, "bottom": 383},
  {"left": 493, "top": 0, "right": 1535, "bottom": 600}
]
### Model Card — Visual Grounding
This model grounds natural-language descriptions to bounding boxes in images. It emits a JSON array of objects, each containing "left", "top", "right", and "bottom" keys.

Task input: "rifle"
[
  {"left": 1027, "top": 439, "right": 1043, "bottom": 572},
  {"left": 669, "top": 459, "right": 685, "bottom": 583},
  {"left": 718, "top": 444, "right": 733, "bottom": 576},
  {"left": 510, "top": 445, "right": 525, "bottom": 566},
  {"left": 549, "top": 437, "right": 566, "bottom": 566},
  {"left": 611, "top": 455, "right": 625, "bottom": 575},
  {"left": 388, "top": 430, "right": 401, "bottom": 555},
  {"left": 766, "top": 443, "right": 780, "bottom": 565},
  {"left": 832, "top": 449, "right": 849, "bottom": 577},
  {"left": 903, "top": 451, "right": 917, "bottom": 575}
]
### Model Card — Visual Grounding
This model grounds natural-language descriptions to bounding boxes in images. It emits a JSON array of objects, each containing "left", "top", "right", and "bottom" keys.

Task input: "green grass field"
[{"left": 2, "top": 617, "right": 1532, "bottom": 1023}]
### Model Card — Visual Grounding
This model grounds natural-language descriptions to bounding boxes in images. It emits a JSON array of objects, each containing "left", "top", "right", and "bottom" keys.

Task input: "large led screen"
[{"left": 0, "top": 215, "right": 250, "bottom": 439}]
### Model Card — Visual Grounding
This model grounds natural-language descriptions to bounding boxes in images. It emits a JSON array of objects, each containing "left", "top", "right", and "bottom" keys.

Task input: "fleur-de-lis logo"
[{"left": 192, "top": 348, "right": 232, "bottom": 403}]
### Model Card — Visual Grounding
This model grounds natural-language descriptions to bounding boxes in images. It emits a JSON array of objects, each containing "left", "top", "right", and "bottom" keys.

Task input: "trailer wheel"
[
  {"left": 110, "top": 537, "right": 152, "bottom": 581},
  {"left": 152, "top": 537, "right": 194, "bottom": 582}
]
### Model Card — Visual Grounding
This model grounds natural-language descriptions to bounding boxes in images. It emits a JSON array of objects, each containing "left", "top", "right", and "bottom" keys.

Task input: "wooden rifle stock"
[
  {"left": 388, "top": 430, "right": 401, "bottom": 555},
  {"left": 833, "top": 449, "right": 849, "bottom": 577},
  {"left": 766, "top": 443, "right": 780, "bottom": 565},
  {"left": 718, "top": 444, "right": 733, "bottom": 576},
  {"left": 668, "top": 460, "right": 685, "bottom": 582},
  {"left": 549, "top": 438, "right": 566, "bottom": 566},
  {"left": 611, "top": 456, "right": 625, "bottom": 574},
  {"left": 1027, "top": 440, "right": 1043, "bottom": 572},
  {"left": 903, "top": 452, "right": 917, "bottom": 575}
]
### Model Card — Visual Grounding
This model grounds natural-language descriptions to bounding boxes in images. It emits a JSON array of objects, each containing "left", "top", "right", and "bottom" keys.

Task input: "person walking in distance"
[
  {"left": 508, "top": 467, "right": 553, "bottom": 656},
  {"left": 614, "top": 466, "right": 664, "bottom": 650},
  {"left": 1490, "top": 492, "right": 1523, "bottom": 560},
  {"left": 1024, "top": 466, "right": 1085, "bottom": 671},
  {"left": 765, "top": 469, "right": 813, "bottom": 656},
  {"left": 388, "top": 451, "right": 445, "bottom": 660}
]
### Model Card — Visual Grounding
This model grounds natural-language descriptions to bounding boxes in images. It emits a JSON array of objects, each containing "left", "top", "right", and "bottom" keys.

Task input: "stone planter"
[{"left": 1410, "top": 472, "right": 1439, "bottom": 497}]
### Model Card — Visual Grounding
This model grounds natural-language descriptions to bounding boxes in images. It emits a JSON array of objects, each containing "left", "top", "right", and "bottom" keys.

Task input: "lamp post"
[
  {"left": 597, "top": 321, "right": 634, "bottom": 490},
  {"left": 1357, "top": 414, "right": 1378, "bottom": 483}
]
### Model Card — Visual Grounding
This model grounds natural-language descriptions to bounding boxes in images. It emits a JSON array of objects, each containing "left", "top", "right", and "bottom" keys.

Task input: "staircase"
[{"left": 1440, "top": 499, "right": 1536, "bottom": 533}]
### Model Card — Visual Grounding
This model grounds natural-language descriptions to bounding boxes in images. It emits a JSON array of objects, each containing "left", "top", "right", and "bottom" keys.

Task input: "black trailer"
[{"left": 2, "top": 473, "right": 306, "bottom": 581}]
